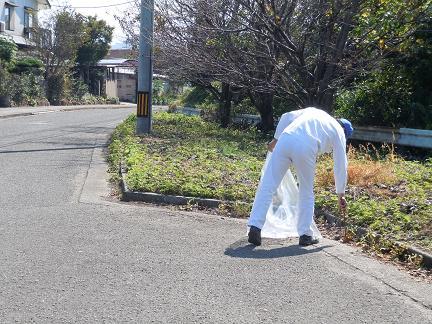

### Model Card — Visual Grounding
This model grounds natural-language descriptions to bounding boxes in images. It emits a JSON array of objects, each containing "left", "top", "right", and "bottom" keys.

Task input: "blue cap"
[{"left": 338, "top": 118, "right": 354, "bottom": 138}]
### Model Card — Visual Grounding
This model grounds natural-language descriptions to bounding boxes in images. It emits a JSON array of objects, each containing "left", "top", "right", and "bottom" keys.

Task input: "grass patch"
[
  {"left": 109, "top": 112, "right": 269, "bottom": 204},
  {"left": 109, "top": 113, "right": 432, "bottom": 254}
]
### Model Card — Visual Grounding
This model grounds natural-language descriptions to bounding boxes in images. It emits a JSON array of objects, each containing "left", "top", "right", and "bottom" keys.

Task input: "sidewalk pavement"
[{"left": 0, "top": 102, "right": 136, "bottom": 119}]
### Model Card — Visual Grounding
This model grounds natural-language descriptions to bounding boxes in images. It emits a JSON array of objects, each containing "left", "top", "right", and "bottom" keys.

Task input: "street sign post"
[{"left": 137, "top": 0, "right": 154, "bottom": 134}]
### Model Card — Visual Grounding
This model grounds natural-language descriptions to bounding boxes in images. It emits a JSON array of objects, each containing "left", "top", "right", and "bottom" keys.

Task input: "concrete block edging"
[
  {"left": 318, "top": 210, "right": 432, "bottom": 269},
  {"left": 120, "top": 166, "right": 247, "bottom": 209}
]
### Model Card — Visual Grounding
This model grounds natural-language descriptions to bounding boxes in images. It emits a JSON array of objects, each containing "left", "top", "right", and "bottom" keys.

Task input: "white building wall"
[
  {"left": 0, "top": 0, "right": 49, "bottom": 46},
  {"left": 117, "top": 73, "right": 137, "bottom": 103},
  {"left": 106, "top": 79, "right": 118, "bottom": 99}
]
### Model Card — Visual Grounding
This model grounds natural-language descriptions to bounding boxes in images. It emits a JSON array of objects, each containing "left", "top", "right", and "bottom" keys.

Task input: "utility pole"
[{"left": 136, "top": 0, "right": 154, "bottom": 134}]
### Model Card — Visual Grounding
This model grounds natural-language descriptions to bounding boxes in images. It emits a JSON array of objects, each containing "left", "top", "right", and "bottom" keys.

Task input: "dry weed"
[{"left": 316, "top": 144, "right": 397, "bottom": 188}]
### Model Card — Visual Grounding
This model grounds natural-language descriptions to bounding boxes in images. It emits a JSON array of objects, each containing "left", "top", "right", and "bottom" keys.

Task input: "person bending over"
[{"left": 248, "top": 107, "right": 353, "bottom": 246}]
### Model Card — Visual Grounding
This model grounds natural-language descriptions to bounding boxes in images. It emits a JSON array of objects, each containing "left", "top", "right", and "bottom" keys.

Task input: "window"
[
  {"left": 4, "top": 7, "right": 12, "bottom": 30},
  {"left": 24, "top": 9, "right": 33, "bottom": 28},
  {"left": 106, "top": 67, "right": 116, "bottom": 81},
  {"left": 3, "top": 1, "right": 18, "bottom": 30},
  {"left": 24, "top": 7, "right": 34, "bottom": 38}
]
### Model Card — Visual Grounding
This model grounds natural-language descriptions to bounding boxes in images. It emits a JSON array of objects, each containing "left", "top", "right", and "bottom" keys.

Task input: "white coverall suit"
[{"left": 247, "top": 107, "right": 348, "bottom": 236}]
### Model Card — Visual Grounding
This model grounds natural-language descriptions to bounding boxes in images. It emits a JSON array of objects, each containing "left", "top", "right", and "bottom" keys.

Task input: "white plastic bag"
[{"left": 259, "top": 152, "right": 322, "bottom": 239}]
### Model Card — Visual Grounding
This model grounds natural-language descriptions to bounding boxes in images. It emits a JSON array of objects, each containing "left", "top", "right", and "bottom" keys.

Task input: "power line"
[{"left": 51, "top": 1, "right": 134, "bottom": 9}]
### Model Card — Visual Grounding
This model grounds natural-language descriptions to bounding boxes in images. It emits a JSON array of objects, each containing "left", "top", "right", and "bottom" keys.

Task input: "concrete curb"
[
  {"left": 401, "top": 245, "right": 432, "bottom": 269},
  {"left": 120, "top": 167, "right": 249, "bottom": 209},
  {"left": 0, "top": 112, "right": 36, "bottom": 119},
  {"left": 316, "top": 209, "right": 432, "bottom": 269}
]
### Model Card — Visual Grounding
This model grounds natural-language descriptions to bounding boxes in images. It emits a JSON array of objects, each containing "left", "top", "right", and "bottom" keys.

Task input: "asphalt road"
[{"left": 0, "top": 108, "right": 431, "bottom": 323}]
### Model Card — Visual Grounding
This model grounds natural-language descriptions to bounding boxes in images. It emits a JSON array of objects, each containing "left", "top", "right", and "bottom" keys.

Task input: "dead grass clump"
[
  {"left": 347, "top": 160, "right": 396, "bottom": 187},
  {"left": 316, "top": 144, "right": 398, "bottom": 188}
]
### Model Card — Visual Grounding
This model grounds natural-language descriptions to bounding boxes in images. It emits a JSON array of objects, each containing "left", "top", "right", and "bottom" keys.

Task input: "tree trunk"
[
  {"left": 305, "top": 88, "right": 335, "bottom": 112},
  {"left": 218, "top": 83, "right": 232, "bottom": 128},
  {"left": 250, "top": 91, "right": 275, "bottom": 132},
  {"left": 86, "top": 65, "right": 90, "bottom": 90},
  {"left": 319, "top": 90, "right": 335, "bottom": 112}
]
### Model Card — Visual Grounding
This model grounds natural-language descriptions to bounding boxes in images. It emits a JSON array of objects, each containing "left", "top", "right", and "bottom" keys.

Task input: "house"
[
  {"left": 98, "top": 52, "right": 176, "bottom": 103},
  {"left": 99, "top": 58, "right": 138, "bottom": 103},
  {"left": 0, "top": 0, "right": 50, "bottom": 47}
]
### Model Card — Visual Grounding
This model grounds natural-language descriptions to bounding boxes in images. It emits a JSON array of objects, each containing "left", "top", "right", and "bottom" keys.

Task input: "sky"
[{"left": 43, "top": 0, "right": 133, "bottom": 48}]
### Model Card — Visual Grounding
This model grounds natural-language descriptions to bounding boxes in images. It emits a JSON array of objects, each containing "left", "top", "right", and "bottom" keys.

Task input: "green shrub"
[
  {"left": 10, "top": 73, "right": 46, "bottom": 106},
  {"left": 0, "top": 67, "right": 12, "bottom": 97},
  {"left": 179, "top": 86, "right": 214, "bottom": 107},
  {"left": 334, "top": 69, "right": 416, "bottom": 128},
  {"left": 334, "top": 20, "right": 432, "bottom": 130},
  {"left": 46, "top": 73, "right": 68, "bottom": 105},
  {"left": 232, "top": 97, "right": 255, "bottom": 115},
  {"left": 71, "top": 78, "right": 89, "bottom": 99},
  {"left": 152, "top": 79, "right": 178, "bottom": 105},
  {"left": 10, "top": 56, "right": 44, "bottom": 74},
  {"left": 197, "top": 98, "right": 219, "bottom": 122},
  {"left": 152, "top": 79, "right": 164, "bottom": 104},
  {"left": 0, "top": 38, "right": 17, "bottom": 67},
  {"left": 106, "top": 97, "right": 120, "bottom": 104}
]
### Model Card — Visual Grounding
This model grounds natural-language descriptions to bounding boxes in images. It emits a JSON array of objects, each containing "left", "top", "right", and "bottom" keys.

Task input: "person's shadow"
[{"left": 224, "top": 238, "right": 331, "bottom": 259}]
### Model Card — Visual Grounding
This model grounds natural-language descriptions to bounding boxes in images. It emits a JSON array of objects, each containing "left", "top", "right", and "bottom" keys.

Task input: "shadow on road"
[{"left": 225, "top": 238, "right": 331, "bottom": 259}]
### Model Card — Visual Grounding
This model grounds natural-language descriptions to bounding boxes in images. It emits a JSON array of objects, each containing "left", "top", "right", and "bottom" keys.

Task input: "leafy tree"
[
  {"left": 77, "top": 16, "right": 113, "bottom": 66},
  {"left": 34, "top": 9, "right": 86, "bottom": 78},
  {"left": 33, "top": 8, "right": 87, "bottom": 104},
  {"left": 77, "top": 16, "right": 114, "bottom": 91},
  {"left": 335, "top": 0, "right": 432, "bottom": 128}
]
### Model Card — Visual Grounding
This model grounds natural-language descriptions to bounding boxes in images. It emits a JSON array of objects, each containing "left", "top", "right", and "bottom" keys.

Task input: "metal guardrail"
[
  {"left": 351, "top": 126, "right": 432, "bottom": 149},
  {"left": 177, "top": 107, "right": 432, "bottom": 149},
  {"left": 178, "top": 107, "right": 262, "bottom": 124}
]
